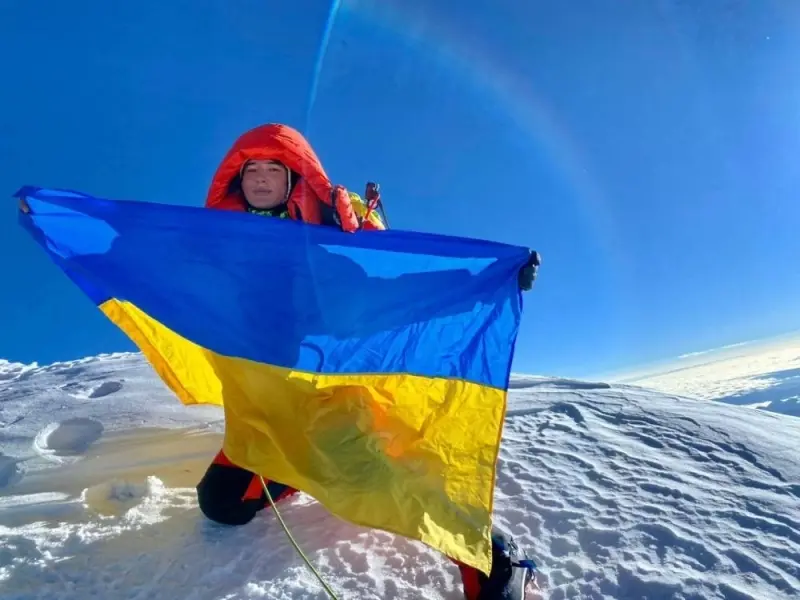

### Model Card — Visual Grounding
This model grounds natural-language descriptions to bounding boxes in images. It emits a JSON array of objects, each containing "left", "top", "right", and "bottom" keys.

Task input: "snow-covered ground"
[{"left": 2, "top": 352, "right": 799, "bottom": 599}]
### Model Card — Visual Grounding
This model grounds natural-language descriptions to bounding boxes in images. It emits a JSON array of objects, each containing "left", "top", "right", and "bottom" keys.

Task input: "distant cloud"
[{"left": 678, "top": 341, "right": 750, "bottom": 360}]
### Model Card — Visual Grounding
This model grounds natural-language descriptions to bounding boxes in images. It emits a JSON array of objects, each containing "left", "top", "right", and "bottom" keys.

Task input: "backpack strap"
[
  {"left": 316, "top": 183, "right": 388, "bottom": 232},
  {"left": 315, "top": 185, "right": 359, "bottom": 231}
]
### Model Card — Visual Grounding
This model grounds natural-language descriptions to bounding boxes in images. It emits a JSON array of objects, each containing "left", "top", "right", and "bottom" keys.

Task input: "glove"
[{"left": 518, "top": 250, "right": 541, "bottom": 291}]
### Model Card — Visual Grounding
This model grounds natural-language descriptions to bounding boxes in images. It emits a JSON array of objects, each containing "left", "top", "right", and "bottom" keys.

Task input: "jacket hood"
[{"left": 204, "top": 123, "right": 332, "bottom": 215}]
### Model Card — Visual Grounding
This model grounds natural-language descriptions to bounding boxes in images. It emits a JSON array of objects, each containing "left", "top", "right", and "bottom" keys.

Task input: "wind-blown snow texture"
[{"left": 1, "top": 353, "right": 799, "bottom": 599}]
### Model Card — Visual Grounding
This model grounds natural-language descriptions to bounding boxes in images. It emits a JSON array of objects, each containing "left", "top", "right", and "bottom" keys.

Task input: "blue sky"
[{"left": 2, "top": 0, "right": 800, "bottom": 378}]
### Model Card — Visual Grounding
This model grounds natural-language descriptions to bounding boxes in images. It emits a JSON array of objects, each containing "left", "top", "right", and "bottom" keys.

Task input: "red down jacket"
[{"left": 204, "top": 123, "right": 384, "bottom": 232}]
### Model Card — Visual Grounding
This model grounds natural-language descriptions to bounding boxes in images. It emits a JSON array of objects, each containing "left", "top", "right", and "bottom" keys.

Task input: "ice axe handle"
[{"left": 365, "top": 182, "right": 380, "bottom": 202}]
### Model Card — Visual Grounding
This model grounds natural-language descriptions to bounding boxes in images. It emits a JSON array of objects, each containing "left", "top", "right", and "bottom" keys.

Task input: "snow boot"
[{"left": 458, "top": 529, "right": 537, "bottom": 600}]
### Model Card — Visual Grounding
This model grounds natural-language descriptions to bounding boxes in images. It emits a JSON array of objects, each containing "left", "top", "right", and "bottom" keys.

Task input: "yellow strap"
[
  {"left": 348, "top": 192, "right": 385, "bottom": 228},
  {"left": 260, "top": 476, "right": 341, "bottom": 599}
]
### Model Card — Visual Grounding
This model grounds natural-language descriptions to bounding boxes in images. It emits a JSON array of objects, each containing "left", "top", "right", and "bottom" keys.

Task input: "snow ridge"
[{"left": 0, "top": 354, "right": 798, "bottom": 599}]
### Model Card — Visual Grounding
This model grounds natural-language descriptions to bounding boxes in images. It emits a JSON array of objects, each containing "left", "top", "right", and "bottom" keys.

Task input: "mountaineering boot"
[{"left": 458, "top": 529, "right": 537, "bottom": 600}]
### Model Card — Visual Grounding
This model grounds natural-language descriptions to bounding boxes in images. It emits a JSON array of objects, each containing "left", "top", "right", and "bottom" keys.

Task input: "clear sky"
[{"left": 2, "top": 0, "right": 800, "bottom": 378}]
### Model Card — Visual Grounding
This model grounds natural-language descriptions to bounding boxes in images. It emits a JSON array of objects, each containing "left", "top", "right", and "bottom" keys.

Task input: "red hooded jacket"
[{"left": 204, "top": 123, "right": 383, "bottom": 232}]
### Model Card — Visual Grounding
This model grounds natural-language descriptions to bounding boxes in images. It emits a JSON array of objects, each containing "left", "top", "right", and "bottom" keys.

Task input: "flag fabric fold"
[{"left": 17, "top": 186, "right": 529, "bottom": 574}]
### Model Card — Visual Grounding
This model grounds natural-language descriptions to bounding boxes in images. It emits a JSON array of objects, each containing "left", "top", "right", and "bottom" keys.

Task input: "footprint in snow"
[
  {"left": 82, "top": 477, "right": 153, "bottom": 516},
  {"left": 549, "top": 402, "right": 586, "bottom": 425},
  {"left": 33, "top": 417, "right": 104, "bottom": 461},
  {"left": 61, "top": 379, "right": 124, "bottom": 400},
  {"left": 88, "top": 380, "right": 124, "bottom": 398}
]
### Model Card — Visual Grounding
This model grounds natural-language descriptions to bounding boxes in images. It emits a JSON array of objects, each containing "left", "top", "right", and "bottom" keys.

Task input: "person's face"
[{"left": 241, "top": 160, "right": 288, "bottom": 209}]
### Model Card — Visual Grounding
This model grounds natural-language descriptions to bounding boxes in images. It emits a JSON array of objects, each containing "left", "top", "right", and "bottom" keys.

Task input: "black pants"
[
  {"left": 196, "top": 459, "right": 293, "bottom": 526},
  {"left": 195, "top": 456, "right": 508, "bottom": 600}
]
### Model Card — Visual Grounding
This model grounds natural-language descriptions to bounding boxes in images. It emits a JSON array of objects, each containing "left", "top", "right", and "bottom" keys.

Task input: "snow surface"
[{"left": 2, "top": 353, "right": 800, "bottom": 599}]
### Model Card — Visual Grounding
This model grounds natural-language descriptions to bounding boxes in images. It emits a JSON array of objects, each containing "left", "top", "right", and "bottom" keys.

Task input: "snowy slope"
[{"left": 1, "top": 354, "right": 799, "bottom": 599}]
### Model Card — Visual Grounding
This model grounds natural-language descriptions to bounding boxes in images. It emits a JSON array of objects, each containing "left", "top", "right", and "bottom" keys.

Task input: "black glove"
[{"left": 518, "top": 250, "right": 541, "bottom": 291}]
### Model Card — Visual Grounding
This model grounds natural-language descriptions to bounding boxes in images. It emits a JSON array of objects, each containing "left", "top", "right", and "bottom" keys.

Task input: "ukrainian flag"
[{"left": 17, "top": 186, "right": 529, "bottom": 574}]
